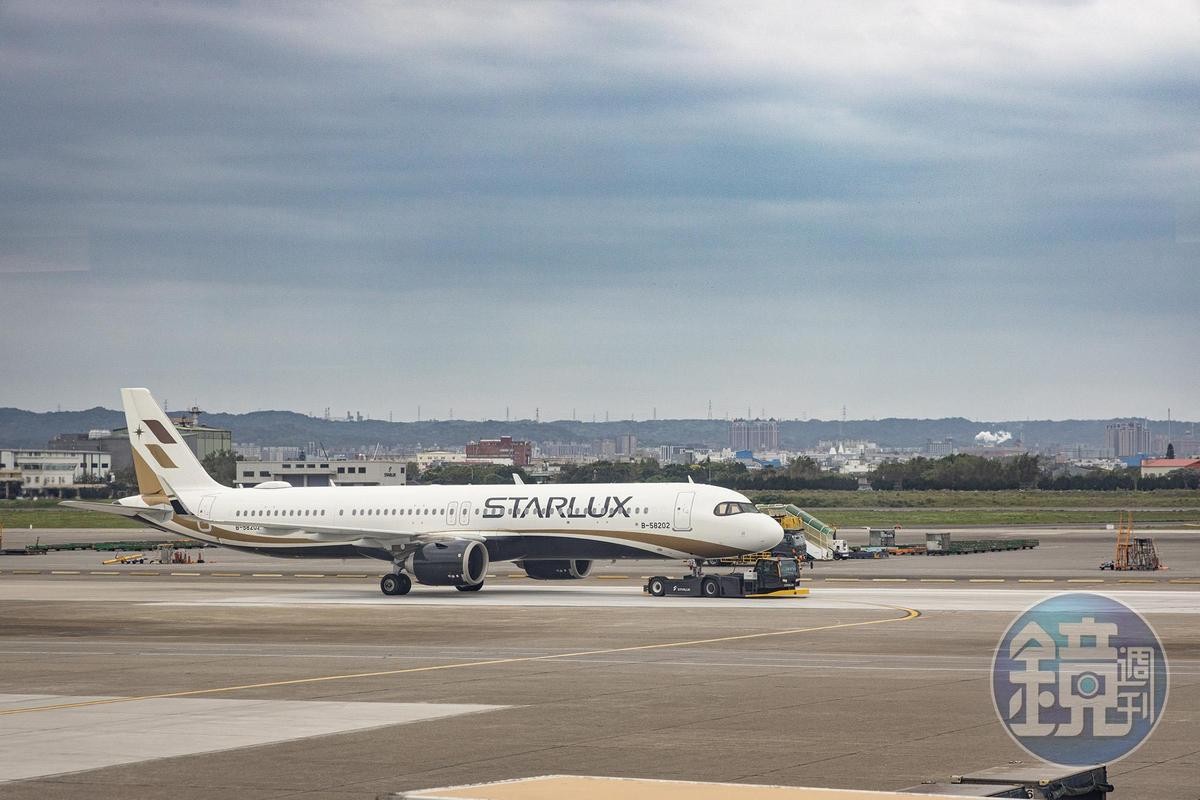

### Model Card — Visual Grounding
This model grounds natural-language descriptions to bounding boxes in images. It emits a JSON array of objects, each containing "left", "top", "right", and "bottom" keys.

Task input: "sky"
[{"left": 2, "top": 1, "right": 1197, "bottom": 421}]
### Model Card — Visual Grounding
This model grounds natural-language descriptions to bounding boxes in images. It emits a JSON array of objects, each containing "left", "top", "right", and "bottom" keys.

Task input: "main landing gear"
[
  {"left": 380, "top": 572, "right": 412, "bottom": 596},
  {"left": 379, "top": 572, "right": 487, "bottom": 595}
]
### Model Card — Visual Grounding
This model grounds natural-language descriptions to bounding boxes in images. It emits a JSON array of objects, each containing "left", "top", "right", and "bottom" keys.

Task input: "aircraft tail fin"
[{"left": 121, "top": 388, "right": 223, "bottom": 502}]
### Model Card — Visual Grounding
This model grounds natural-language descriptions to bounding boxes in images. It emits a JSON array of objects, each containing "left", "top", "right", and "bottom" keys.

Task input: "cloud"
[{"left": 0, "top": 1, "right": 1197, "bottom": 417}]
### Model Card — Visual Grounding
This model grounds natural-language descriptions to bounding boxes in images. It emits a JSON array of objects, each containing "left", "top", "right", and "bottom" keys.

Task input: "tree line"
[
  {"left": 551, "top": 454, "right": 1198, "bottom": 491},
  {"left": 97, "top": 450, "right": 1197, "bottom": 495}
]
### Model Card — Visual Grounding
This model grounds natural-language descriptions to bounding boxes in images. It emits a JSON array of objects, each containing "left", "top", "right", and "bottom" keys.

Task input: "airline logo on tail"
[{"left": 121, "top": 387, "right": 222, "bottom": 500}]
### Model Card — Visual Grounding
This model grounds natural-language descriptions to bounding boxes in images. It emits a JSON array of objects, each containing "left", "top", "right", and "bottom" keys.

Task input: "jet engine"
[
  {"left": 405, "top": 539, "right": 489, "bottom": 587},
  {"left": 518, "top": 559, "right": 594, "bottom": 580}
]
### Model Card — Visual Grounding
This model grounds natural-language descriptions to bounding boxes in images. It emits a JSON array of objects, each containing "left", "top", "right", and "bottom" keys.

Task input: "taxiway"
[{"left": 0, "top": 529, "right": 1197, "bottom": 799}]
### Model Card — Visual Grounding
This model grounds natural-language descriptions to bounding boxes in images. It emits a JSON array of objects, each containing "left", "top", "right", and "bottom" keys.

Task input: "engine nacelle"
[
  {"left": 405, "top": 539, "right": 489, "bottom": 587},
  {"left": 518, "top": 559, "right": 594, "bottom": 580}
]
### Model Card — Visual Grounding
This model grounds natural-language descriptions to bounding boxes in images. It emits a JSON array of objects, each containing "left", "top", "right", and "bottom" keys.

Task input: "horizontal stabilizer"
[{"left": 60, "top": 500, "right": 172, "bottom": 523}]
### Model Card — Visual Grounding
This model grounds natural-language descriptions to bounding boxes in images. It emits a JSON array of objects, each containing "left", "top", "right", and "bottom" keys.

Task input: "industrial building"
[
  {"left": 50, "top": 412, "right": 231, "bottom": 474},
  {"left": 0, "top": 448, "right": 112, "bottom": 497},
  {"left": 1139, "top": 458, "right": 1200, "bottom": 478},
  {"left": 237, "top": 459, "right": 407, "bottom": 488}
]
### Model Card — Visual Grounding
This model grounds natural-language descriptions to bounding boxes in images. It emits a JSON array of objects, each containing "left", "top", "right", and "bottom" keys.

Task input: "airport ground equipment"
[
  {"left": 868, "top": 527, "right": 898, "bottom": 548},
  {"left": 645, "top": 557, "right": 809, "bottom": 598},
  {"left": 1104, "top": 511, "right": 1163, "bottom": 571},
  {"left": 0, "top": 524, "right": 52, "bottom": 555},
  {"left": 386, "top": 764, "right": 1112, "bottom": 799},
  {"left": 703, "top": 529, "right": 807, "bottom": 566},
  {"left": 101, "top": 552, "right": 147, "bottom": 565},
  {"left": 757, "top": 504, "right": 848, "bottom": 560},
  {"left": 933, "top": 762, "right": 1111, "bottom": 800},
  {"left": 2, "top": 539, "right": 48, "bottom": 555},
  {"left": 847, "top": 548, "right": 888, "bottom": 559},
  {"left": 923, "top": 533, "right": 1039, "bottom": 555}
]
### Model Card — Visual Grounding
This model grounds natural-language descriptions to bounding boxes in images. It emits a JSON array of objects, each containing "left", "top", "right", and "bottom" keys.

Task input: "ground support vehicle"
[
  {"left": 101, "top": 552, "right": 147, "bottom": 565},
  {"left": 924, "top": 537, "right": 1039, "bottom": 555},
  {"left": 645, "top": 557, "right": 809, "bottom": 599}
]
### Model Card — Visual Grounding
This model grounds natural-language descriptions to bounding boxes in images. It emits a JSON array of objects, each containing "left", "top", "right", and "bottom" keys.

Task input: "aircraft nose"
[{"left": 759, "top": 516, "right": 785, "bottom": 550}]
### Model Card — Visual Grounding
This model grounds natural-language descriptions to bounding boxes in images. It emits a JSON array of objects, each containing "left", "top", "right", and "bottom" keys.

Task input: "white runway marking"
[
  {"left": 149, "top": 585, "right": 1200, "bottom": 614},
  {"left": 1, "top": 578, "right": 1197, "bottom": 614},
  {"left": 0, "top": 694, "right": 505, "bottom": 783}
]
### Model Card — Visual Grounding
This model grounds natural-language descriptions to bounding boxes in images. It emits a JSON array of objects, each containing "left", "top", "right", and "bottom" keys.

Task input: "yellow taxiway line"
[{"left": 0, "top": 605, "right": 919, "bottom": 717}]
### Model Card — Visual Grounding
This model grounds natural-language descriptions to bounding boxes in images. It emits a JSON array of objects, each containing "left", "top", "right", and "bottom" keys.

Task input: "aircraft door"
[
  {"left": 196, "top": 495, "right": 216, "bottom": 532},
  {"left": 446, "top": 501, "right": 458, "bottom": 527},
  {"left": 459, "top": 502, "right": 471, "bottom": 526},
  {"left": 672, "top": 491, "right": 695, "bottom": 532}
]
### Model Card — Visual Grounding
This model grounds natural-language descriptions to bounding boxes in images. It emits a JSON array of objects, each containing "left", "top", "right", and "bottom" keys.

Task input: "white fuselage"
[{"left": 123, "top": 481, "right": 783, "bottom": 562}]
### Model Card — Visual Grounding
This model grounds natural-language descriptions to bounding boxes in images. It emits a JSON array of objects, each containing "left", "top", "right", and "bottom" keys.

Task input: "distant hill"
[{"left": 0, "top": 406, "right": 1193, "bottom": 453}]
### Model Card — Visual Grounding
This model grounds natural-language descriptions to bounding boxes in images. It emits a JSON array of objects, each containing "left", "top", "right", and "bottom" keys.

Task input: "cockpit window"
[{"left": 714, "top": 501, "right": 760, "bottom": 516}]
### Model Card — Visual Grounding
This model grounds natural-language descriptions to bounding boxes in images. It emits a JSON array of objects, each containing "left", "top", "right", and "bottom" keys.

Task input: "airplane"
[{"left": 65, "top": 388, "right": 784, "bottom": 596}]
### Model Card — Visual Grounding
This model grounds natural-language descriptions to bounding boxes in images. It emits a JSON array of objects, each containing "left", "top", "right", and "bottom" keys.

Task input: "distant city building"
[
  {"left": 616, "top": 434, "right": 638, "bottom": 457},
  {"left": 729, "top": 419, "right": 779, "bottom": 453},
  {"left": 414, "top": 451, "right": 469, "bottom": 470},
  {"left": 539, "top": 442, "right": 593, "bottom": 458},
  {"left": 258, "top": 446, "right": 302, "bottom": 462},
  {"left": 657, "top": 445, "right": 694, "bottom": 465},
  {"left": 1173, "top": 437, "right": 1200, "bottom": 458},
  {"left": 0, "top": 448, "right": 112, "bottom": 497},
  {"left": 537, "top": 442, "right": 597, "bottom": 465},
  {"left": 237, "top": 459, "right": 407, "bottom": 488},
  {"left": 233, "top": 443, "right": 262, "bottom": 460},
  {"left": 465, "top": 436, "right": 532, "bottom": 467},
  {"left": 925, "top": 438, "right": 956, "bottom": 457},
  {"left": 1105, "top": 421, "right": 1151, "bottom": 458}
]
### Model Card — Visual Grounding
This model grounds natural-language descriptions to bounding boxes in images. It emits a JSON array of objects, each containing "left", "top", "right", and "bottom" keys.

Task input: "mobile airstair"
[{"left": 757, "top": 504, "right": 842, "bottom": 561}]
